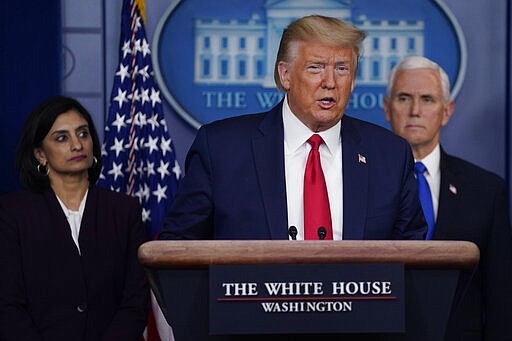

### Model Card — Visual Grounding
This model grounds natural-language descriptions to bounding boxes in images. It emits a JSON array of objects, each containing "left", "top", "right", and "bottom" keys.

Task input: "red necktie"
[{"left": 304, "top": 134, "right": 333, "bottom": 240}]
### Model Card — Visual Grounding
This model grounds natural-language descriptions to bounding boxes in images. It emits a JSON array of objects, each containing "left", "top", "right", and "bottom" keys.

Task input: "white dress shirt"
[
  {"left": 415, "top": 144, "right": 441, "bottom": 221},
  {"left": 282, "top": 97, "right": 343, "bottom": 240},
  {"left": 56, "top": 190, "right": 88, "bottom": 254}
]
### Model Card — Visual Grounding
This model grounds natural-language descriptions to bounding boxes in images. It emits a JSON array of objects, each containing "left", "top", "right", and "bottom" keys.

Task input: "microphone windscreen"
[
  {"left": 288, "top": 225, "right": 298, "bottom": 240},
  {"left": 317, "top": 226, "right": 327, "bottom": 240}
]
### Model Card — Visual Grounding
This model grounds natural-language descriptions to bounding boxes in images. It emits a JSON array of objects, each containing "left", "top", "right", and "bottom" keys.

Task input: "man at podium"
[{"left": 160, "top": 15, "right": 427, "bottom": 241}]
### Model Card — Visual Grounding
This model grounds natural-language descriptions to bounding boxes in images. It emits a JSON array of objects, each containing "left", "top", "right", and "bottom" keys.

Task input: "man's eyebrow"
[{"left": 395, "top": 92, "right": 412, "bottom": 97}]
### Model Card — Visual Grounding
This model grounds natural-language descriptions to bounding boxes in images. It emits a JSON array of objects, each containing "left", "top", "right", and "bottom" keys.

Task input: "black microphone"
[
  {"left": 317, "top": 226, "right": 327, "bottom": 240},
  {"left": 288, "top": 226, "right": 298, "bottom": 240}
]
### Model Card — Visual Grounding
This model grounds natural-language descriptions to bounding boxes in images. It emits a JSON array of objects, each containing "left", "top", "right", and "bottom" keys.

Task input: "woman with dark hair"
[{"left": 0, "top": 96, "right": 149, "bottom": 340}]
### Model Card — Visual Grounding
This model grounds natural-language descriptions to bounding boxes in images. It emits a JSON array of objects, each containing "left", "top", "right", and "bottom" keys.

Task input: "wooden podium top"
[{"left": 138, "top": 240, "right": 479, "bottom": 270}]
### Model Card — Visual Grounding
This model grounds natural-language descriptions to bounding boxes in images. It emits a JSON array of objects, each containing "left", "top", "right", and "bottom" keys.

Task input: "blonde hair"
[{"left": 274, "top": 15, "right": 367, "bottom": 92}]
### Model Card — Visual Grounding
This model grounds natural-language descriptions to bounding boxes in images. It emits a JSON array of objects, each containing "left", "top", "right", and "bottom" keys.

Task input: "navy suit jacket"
[
  {"left": 435, "top": 148, "right": 512, "bottom": 341},
  {"left": 0, "top": 187, "right": 149, "bottom": 341},
  {"left": 161, "top": 101, "right": 426, "bottom": 240}
]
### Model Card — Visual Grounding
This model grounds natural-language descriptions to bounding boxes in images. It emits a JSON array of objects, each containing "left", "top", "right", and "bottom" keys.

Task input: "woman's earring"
[{"left": 37, "top": 163, "right": 49, "bottom": 176}]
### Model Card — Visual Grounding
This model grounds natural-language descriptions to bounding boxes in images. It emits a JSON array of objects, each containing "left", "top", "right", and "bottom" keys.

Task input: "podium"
[{"left": 138, "top": 240, "right": 479, "bottom": 341}]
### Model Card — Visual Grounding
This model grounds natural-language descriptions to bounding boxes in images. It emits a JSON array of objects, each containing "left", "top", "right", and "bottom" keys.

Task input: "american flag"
[
  {"left": 98, "top": 0, "right": 181, "bottom": 239},
  {"left": 98, "top": 0, "right": 179, "bottom": 339}
]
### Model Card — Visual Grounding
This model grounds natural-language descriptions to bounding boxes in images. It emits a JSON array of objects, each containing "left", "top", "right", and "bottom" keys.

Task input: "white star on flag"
[
  {"left": 111, "top": 113, "right": 127, "bottom": 132},
  {"left": 113, "top": 89, "right": 128, "bottom": 108},
  {"left": 107, "top": 162, "right": 124, "bottom": 181},
  {"left": 116, "top": 63, "right": 130, "bottom": 83},
  {"left": 152, "top": 183, "right": 168, "bottom": 203}
]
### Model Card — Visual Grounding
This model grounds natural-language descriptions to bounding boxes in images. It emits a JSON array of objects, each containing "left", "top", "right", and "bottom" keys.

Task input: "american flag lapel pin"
[
  {"left": 358, "top": 153, "right": 366, "bottom": 164},
  {"left": 449, "top": 184, "right": 457, "bottom": 195}
]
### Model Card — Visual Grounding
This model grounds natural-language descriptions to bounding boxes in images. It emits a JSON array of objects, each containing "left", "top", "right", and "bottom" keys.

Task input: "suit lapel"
[
  {"left": 43, "top": 189, "right": 82, "bottom": 255},
  {"left": 341, "top": 116, "right": 369, "bottom": 239},
  {"left": 434, "top": 148, "right": 460, "bottom": 240},
  {"left": 79, "top": 186, "right": 97, "bottom": 255},
  {"left": 252, "top": 102, "right": 288, "bottom": 239}
]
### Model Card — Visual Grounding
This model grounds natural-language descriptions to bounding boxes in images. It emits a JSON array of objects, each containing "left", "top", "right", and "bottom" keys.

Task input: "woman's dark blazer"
[{"left": 0, "top": 186, "right": 149, "bottom": 341}]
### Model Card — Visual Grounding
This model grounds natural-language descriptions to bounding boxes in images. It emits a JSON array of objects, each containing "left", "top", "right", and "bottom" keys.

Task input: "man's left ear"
[
  {"left": 442, "top": 101, "right": 455, "bottom": 126},
  {"left": 277, "top": 61, "right": 291, "bottom": 91},
  {"left": 383, "top": 96, "right": 391, "bottom": 123}
]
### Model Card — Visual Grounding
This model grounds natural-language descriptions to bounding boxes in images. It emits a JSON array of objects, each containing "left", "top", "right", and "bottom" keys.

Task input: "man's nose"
[
  {"left": 321, "top": 68, "right": 336, "bottom": 89},
  {"left": 410, "top": 97, "right": 421, "bottom": 116}
]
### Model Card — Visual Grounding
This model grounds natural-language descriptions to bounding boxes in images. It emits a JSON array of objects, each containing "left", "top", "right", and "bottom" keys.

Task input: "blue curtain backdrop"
[{"left": 0, "top": 1, "right": 61, "bottom": 194}]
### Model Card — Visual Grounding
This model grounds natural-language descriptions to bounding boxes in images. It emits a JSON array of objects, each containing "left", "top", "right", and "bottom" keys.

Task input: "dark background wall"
[{"left": 0, "top": 1, "right": 61, "bottom": 194}]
